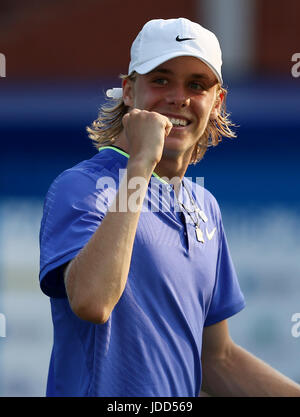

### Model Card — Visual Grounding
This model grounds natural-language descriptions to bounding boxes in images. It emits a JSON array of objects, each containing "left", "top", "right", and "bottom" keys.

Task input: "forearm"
[
  {"left": 65, "top": 157, "right": 155, "bottom": 323},
  {"left": 202, "top": 342, "right": 300, "bottom": 397}
]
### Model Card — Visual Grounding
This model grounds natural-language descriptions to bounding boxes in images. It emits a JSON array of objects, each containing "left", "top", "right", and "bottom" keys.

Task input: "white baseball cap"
[
  {"left": 129, "top": 18, "right": 223, "bottom": 83},
  {"left": 106, "top": 17, "right": 222, "bottom": 99}
]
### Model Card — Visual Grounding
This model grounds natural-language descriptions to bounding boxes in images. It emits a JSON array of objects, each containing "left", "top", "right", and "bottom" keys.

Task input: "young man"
[{"left": 39, "top": 18, "right": 300, "bottom": 397}]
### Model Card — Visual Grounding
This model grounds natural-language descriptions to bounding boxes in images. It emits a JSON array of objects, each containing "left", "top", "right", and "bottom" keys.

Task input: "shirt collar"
[{"left": 98, "top": 146, "right": 169, "bottom": 186}]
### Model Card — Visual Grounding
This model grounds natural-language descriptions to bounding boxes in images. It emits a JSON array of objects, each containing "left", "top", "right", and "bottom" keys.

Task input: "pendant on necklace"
[{"left": 195, "top": 225, "right": 205, "bottom": 243}]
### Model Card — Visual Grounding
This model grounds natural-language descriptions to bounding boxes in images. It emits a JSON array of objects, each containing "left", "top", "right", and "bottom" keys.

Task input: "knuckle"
[
  {"left": 122, "top": 113, "right": 129, "bottom": 124},
  {"left": 131, "top": 108, "right": 140, "bottom": 116}
]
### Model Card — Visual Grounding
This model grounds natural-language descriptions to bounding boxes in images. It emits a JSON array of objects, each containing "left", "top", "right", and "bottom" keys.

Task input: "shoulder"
[
  {"left": 44, "top": 152, "right": 118, "bottom": 202},
  {"left": 42, "top": 168, "right": 94, "bottom": 217}
]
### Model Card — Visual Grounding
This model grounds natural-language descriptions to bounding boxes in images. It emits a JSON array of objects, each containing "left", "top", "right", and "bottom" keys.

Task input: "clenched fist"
[{"left": 122, "top": 109, "right": 173, "bottom": 166}]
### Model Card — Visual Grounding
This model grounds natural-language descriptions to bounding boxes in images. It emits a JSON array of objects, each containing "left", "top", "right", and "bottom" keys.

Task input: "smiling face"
[{"left": 122, "top": 56, "right": 222, "bottom": 163}]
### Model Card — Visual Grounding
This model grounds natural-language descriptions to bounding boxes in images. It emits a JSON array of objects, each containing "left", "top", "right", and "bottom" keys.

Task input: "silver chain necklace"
[{"left": 177, "top": 181, "right": 208, "bottom": 243}]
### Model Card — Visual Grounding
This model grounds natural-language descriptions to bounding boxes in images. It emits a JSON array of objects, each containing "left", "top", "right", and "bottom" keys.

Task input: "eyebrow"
[{"left": 147, "top": 67, "right": 216, "bottom": 82}]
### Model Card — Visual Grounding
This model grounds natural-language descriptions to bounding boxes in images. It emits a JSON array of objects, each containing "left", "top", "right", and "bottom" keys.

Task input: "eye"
[
  {"left": 152, "top": 78, "right": 168, "bottom": 86},
  {"left": 189, "top": 82, "right": 206, "bottom": 91}
]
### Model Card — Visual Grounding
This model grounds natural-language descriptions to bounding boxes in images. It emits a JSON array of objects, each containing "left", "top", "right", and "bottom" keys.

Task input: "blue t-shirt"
[{"left": 39, "top": 146, "right": 245, "bottom": 397}]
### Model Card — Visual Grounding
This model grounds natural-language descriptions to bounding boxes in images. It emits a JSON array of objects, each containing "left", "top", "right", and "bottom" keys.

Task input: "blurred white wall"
[{"left": 200, "top": 0, "right": 256, "bottom": 78}]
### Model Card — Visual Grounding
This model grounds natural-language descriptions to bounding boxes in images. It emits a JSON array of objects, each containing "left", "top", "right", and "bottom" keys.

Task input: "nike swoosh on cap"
[{"left": 176, "top": 35, "right": 196, "bottom": 42}]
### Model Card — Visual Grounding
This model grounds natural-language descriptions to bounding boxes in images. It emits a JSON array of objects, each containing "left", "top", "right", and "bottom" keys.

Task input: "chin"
[
  {"left": 162, "top": 143, "right": 188, "bottom": 160},
  {"left": 165, "top": 134, "right": 191, "bottom": 149},
  {"left": 165, "top": 134, "right": 186, "bottom": 146}
]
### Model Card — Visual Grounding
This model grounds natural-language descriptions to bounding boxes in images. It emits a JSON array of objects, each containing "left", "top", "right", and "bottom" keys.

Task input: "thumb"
[{"left": 165, "top": 119, "right": 173, "bottom": 137}]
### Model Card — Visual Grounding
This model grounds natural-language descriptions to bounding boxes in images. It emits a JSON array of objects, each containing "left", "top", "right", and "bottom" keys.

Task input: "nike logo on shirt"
[{"left": 206, "top": 227, "right": 216, "bottom": 240}]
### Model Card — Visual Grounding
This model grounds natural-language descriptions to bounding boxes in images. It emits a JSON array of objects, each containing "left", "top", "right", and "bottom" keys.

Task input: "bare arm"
[
  {"left": 201, "top": 320, "right": 300, "bottom": 397},
  {"left": 64, "top": 109, "right": 172, "bottom": 324}
]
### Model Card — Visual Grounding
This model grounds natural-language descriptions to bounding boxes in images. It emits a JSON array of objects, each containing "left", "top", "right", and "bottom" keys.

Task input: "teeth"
[{"left": 169, "top": 117, "right": 188, "bottom": 127}]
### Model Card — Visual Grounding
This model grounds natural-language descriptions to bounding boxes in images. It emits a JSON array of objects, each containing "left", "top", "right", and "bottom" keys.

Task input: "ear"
[
  {"left": 210, "top": 89, "right": 224, "bottom": 120},
  {"left": 122, "top": 78, "right": 135, "bottom": 107}
]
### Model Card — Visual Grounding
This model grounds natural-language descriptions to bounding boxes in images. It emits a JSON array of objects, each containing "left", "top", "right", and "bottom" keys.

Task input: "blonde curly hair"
[{"left": 87, "top": 72, "right": 236, "bottom": 164}]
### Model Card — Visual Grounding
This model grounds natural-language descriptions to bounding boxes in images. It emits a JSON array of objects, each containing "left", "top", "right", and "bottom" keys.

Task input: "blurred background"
[{"left": 0, "top": 0, "right": 299, "bottom": 396}]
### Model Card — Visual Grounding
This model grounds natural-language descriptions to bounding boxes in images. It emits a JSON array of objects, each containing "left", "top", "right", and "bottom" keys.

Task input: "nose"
[{"left": 165, "top": 85, "right": 190, "bottom": 107}]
